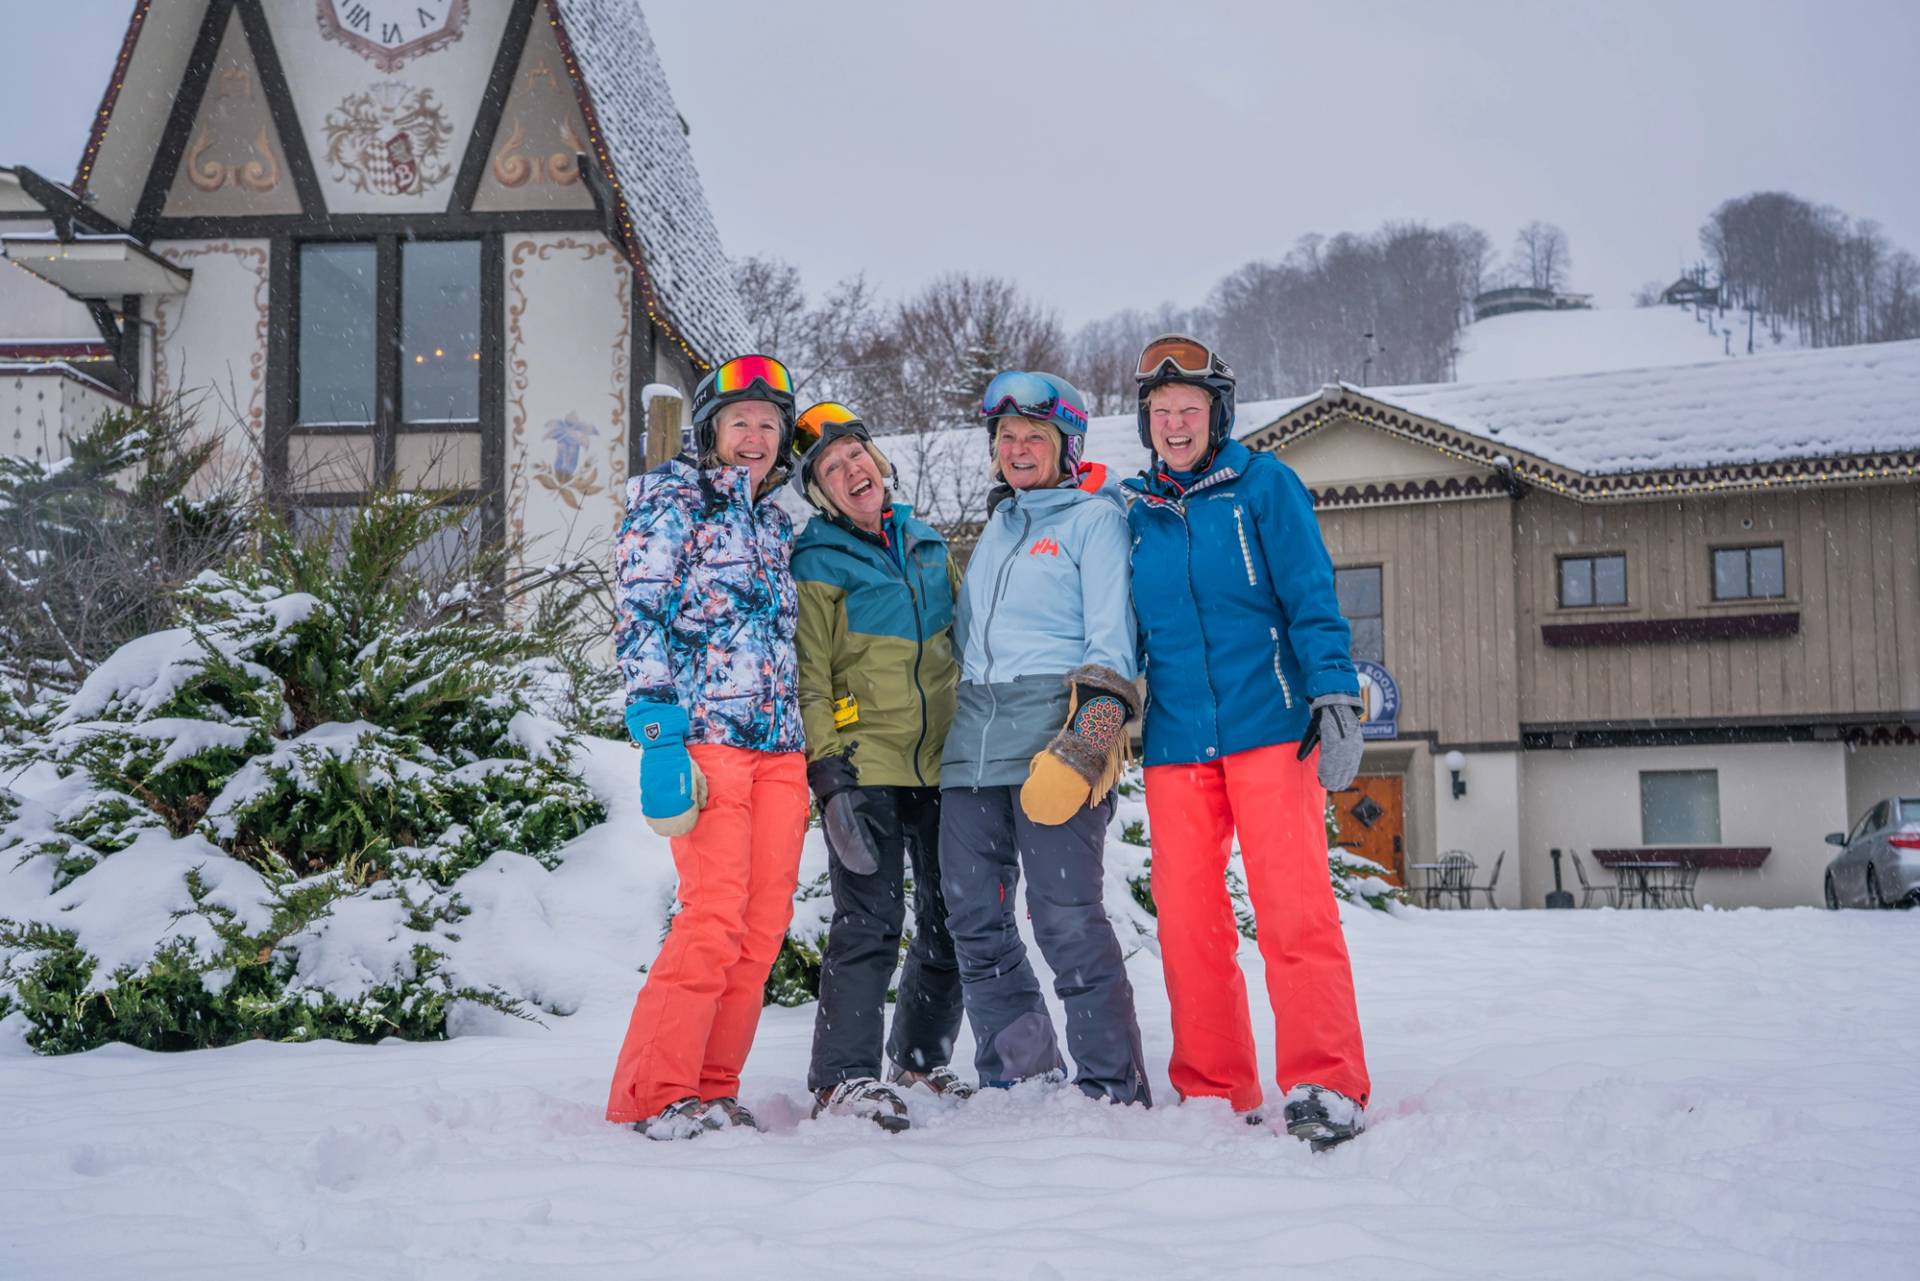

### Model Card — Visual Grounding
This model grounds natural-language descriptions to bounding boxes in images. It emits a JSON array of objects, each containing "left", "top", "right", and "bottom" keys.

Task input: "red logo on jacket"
[{"left": 1029, "top": 537, "right": 1061, "bottom": 557}]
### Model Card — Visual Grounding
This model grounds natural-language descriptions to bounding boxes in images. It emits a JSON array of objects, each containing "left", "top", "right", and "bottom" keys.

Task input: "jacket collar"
[{"left": 1127, "top": 439, "right": 1252, "bottom": 501}]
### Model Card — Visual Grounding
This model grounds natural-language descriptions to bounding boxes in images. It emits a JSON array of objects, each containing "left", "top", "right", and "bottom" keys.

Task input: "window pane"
[
  {"left": 1335, "top": 566, "right": 1382, "bottom": 618},
  {"left": 1713, "top": 548, "right": 1747, "bottom": 599},
  {"left": 1640, "top": 770, "right": 1720, "bottom": 844},
  {"left": 1560, "top": 558, "right": 1592, "bottom": 607},
  {"left": 297, "top": 244, "right": 377, "bottom": 425},
  {"left": 1350, "top": 617, "right": 1385, "bottom": 664},
  {"left": 1593, "top": 554, "right": 1627, "bottom": 606},
  {"left": 1749, "top": 545, "right": 1784, "bottom": 598},
  {"left": 402, "top": 240, "right": 481, "bottom": 423}
]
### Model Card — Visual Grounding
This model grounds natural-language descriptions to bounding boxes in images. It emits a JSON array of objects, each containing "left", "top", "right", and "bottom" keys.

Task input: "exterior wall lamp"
[{"left": 1444, "top": 750, "right": 1468, "bottom": 799}]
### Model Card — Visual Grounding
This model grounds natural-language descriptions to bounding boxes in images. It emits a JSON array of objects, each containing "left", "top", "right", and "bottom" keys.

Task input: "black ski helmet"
[
  {"left": 1134, "top": 334, "right": 1236, "bottom": 452},
  {"left": 690, "top": 354, "right": 798, "bottom": 460}
]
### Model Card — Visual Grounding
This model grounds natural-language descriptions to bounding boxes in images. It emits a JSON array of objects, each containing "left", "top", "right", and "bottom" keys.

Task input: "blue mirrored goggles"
[{"left": 979, "top": 370, "right": 1087, "bottom": 433}]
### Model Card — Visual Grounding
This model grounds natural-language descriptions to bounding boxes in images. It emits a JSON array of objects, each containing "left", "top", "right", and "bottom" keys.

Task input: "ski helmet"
[
  {"left": 1134, "top": 333, "right": 1236, "bottom": 452},
  {"left": 794, "top": 401, "right": 894, "bottom": 519},
  {"left": 980, "top": 370, "right": 1090, "bottom": 475},
  {"left": 690, "top": 354, "right": 798, "bottom": 460}
]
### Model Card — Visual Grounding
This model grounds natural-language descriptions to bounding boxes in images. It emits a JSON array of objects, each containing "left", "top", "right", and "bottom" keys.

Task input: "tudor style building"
[
  {"left": 0, "top": 0, "right": 744, "bottom": 568},
  {"left": 1240, "top": 340, "right": 1920, "bottom": 909}
]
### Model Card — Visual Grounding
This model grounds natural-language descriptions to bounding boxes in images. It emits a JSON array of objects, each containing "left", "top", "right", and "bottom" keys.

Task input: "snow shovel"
[{"left": 1545, "top": 848, "right": 1574, "bottom": 909}]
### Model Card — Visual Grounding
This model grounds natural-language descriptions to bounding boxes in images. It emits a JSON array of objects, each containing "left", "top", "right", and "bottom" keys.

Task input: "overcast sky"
[{"left": 8, "top": 2, "right": 1916, "bottom": 328}]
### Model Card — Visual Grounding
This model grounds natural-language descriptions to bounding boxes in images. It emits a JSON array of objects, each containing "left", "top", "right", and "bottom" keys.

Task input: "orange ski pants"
[
  {"left": 1144, "top": 743, "right": 1370, "bottom": 1113},
  {"left": 605, "top": 744, "right": 809, "bottom": 1123}
]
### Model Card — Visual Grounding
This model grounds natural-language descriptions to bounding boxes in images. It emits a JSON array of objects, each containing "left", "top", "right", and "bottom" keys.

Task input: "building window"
[
  {"left": 1558, "top": 553, "right": 1627, "bottom": 608},
  {"left": 1712, "top": 545, "right": 1785, "bottom": 601},
  {"left": 1640, "top": 770, "right": 1720, "bottom": 844},
  {"left": 1336, "top": 565, "right": 1384, "bottom": 663},
  {"left": 283, "top": 237, "right": 491, "bottom": 506}
]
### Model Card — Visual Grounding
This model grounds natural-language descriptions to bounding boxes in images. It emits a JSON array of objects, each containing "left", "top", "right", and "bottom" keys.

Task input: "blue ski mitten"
[
  {"left": 625, "top": 702, "right": 708, "bottom": 837},
  {"left": 1297, "top": 693, "right": 1365, "bottom": 792}
]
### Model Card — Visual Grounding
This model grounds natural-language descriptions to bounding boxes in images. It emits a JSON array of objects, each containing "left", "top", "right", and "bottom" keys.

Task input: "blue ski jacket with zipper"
[{"left": 1122, "top": 438, "right": 1359, "bottom": 768}]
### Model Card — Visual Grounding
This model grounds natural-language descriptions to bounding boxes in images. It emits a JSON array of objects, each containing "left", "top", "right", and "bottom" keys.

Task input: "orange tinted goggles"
[
  {"left": 793, "top": 400, "right": 863, "bottom": 456},
  {"left": 1135, "top": 334, "right": 1217, "bottom": 380},
  {"left": 711, "top": 353, "right": 794, "bottom": 398}
]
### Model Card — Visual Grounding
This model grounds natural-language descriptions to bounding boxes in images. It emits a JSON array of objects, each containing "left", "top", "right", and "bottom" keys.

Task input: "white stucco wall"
[
  {"left": 151, "top": 239, "right": 272, "bottom": 492},
  {"left": 1431, "top": 749, "right": 1524, "bottom": 907},
  {"left": 502, "top": 232, "right": 631, "bottom": 573},
  {"left": 1842, "top": 743, "right": 1920, "bottom": 832},
  {"left": 1518, "top": 741, "right": 1849, "bottom": 909}
]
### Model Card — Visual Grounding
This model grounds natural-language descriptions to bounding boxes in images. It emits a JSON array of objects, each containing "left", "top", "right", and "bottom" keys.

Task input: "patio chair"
[
  {"left": 1657, "top": 863, "right": 1700, "bottom": 909},
  {"left": 1433, "top": 851, "right": 1477, "bottom": 909},
  {"left": 1569, "top": 851, "right": 1619, "bottom": 908},
  {"left": 1463, "top": 850, "right": 1506, "bottom": 908}
]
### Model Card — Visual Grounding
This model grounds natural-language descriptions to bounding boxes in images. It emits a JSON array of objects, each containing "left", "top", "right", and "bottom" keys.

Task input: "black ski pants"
[{"left": 807, "top": 786, "right": 965, "bottom": 1092}]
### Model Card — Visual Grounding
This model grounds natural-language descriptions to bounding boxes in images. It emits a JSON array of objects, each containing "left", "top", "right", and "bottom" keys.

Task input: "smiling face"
[
  {"left": 711, "top": 399, "right": 784, "bottom": 490},
  {"left": 995, "top": 417, "right": 1062, "bottom": 490},
  {"left": 1147, "top": 382, "right": 1213, "bottom": 472},
  {"left": 814, "top": 434, "right": 887, "bottom": 530}
]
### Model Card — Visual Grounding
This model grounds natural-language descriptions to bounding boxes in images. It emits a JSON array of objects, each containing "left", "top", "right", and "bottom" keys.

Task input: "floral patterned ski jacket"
[{"left": 613, "top": 457, "right": 804, "bottom": 754}]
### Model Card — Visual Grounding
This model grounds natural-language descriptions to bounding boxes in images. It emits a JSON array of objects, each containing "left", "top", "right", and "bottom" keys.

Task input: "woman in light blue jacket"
[{"left": 938, "top": 371, "right": 1150, "bottom": 1106}]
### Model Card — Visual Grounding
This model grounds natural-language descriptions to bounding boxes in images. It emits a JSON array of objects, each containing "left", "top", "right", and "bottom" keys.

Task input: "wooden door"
[{"left": 1331, "top": 774, "right": 1406, "bottom": 884}]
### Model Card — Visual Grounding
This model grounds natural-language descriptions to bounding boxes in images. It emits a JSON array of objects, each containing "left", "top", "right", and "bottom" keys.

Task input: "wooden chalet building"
[
  {"left": 1240, "top": 340, "right": 1920, "bottom": 908},
  {"left": 0, "top": 0, "right": 745, "bottom": 566}
]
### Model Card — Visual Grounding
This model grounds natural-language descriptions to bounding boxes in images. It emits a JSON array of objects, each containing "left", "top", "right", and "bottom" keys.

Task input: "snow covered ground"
[
  {"left": 1455, "top": 304, "right": 1805, "bottom": 383},
  {"left": 5, "top": 886, "right": 1917, "bottom": 1277}
]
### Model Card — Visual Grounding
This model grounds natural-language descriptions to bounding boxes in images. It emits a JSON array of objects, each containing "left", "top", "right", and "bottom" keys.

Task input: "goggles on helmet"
[
  {"left": 1135, "top": 333, "right": 1229, "bottom": 382},
  {"left": 793, "top": 400, "right": 867, "bottom": 458},
  {"left": 710, "top": 353, "right": 794, "bottom": 400},
  {"left": 979, "top": 370, "right": 1088, "bottom": 435}
]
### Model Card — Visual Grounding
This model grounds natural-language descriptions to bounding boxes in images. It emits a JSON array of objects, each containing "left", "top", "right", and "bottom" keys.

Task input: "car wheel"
[
  {"left": 1866, "top": 865, "right": 1885, "bottom": 909},
  {"left": 1824, "top": 872, "right": 1840, "bottom": 910}
]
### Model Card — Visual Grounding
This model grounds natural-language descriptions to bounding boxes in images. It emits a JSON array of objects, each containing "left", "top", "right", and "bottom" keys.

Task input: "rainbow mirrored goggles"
[
  {"left": 708, "top": 353, "right": 794, "bottom": 400},
  {"left": 979, "top": 370, "right": 1087, "bottom": 434},
  {"left": 793, "top": 400, "right": 868, "bottom": 457}
]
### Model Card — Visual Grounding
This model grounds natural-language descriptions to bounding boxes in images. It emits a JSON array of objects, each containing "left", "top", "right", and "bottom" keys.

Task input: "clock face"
[{"left": 318, "top": 0, "right": 468, "bottom": 72}]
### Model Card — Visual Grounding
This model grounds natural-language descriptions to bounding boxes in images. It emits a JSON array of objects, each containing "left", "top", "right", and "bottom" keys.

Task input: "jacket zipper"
[
  {"left": 976, "top": 502, "right": 1032, "bottom": 773},
  {"left": 1270, "top": 625, "right": 1294, "bottom": 709},
  {"left": 1234, "top": 505, "right": 1258, "bottom": 587},
  {"left": 901, "top": 534, "right": 931, "bottom": 787}
]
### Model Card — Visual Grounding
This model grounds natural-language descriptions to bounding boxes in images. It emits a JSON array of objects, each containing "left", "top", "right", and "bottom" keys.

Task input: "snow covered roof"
[
  {"left": 1246, "top": 339, "right": 1920, "bottom": 501},
  {"left": 552, "top": 0, "right": 754, "bottom": 369}
]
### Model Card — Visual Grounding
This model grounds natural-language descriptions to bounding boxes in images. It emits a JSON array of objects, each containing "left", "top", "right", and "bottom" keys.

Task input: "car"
[{"left": 1824, "top": 796, "right": 1920, "bottom": 909}]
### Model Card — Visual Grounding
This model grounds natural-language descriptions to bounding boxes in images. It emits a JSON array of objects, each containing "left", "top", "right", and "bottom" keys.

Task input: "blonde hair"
[{"left": 988, "top": 417, "right": 1064, "bottom": 485}]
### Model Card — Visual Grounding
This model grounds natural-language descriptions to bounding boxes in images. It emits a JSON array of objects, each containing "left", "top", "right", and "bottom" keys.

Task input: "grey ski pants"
[
  {"left": 808, "top": 787, "right": 965, "bottom": 1092},
  {"left": 937, "top": 785, "right": 1151, "bottom": 1105}
]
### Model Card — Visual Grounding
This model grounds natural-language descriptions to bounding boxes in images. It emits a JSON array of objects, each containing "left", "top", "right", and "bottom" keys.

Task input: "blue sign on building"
[{"left": 1354, "top": 660, "right": 1400, "bottom": 741}]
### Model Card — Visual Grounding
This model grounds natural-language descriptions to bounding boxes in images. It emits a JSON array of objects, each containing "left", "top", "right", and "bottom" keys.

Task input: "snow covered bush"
[{"left": 0, "top": 493, "right": 605, "bottom": 1054}]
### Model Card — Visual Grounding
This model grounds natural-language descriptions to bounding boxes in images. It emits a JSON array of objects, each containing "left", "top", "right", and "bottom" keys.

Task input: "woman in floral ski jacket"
[{"left": 604, "top": 354, "right": 809, "bottom": 1140}]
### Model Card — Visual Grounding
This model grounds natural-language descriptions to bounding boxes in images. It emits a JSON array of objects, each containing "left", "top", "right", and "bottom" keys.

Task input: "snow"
[
  {"left": 3, "top": 903, "right": 1916, "bottom": 1277},
  {"left": 1326, "top": 338, "right": 1920, "bottom": 476},
  {"left": 4, "top": 732, "right": 1917, "bottom": 1276},
  {"left": 1456, "top": 304, "right": 1807, "bottom": 383}
]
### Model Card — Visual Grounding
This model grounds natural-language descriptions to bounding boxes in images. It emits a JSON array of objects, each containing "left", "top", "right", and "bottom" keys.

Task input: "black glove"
[{"left": 808, "top": 755, "right": 880, "bottom": 876}]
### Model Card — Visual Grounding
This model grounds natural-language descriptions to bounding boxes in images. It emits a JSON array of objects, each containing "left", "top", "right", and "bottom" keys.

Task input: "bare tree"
[{"left": 1512, "top": 221, "right": 1572, "bottom": 293}]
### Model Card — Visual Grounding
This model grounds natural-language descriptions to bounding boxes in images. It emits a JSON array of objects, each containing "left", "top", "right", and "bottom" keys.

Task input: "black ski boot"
[
  {"left": 1281, "top": 1085, "right": 1364, "bottom": 1153},
  {"left": 813, "top": 1077, "right": 911, "bottom": 1133}
]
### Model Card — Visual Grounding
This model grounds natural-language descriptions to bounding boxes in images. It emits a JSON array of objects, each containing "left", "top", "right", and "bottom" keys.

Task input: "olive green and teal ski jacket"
[{"left": 793, "top": 503, "right": 960, "bottom": 788}]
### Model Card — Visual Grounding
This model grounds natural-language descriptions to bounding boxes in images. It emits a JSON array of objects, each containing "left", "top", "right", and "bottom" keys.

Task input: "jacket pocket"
[{"left": 1269, "top": 625, "right": 1294, "bottom": 709}]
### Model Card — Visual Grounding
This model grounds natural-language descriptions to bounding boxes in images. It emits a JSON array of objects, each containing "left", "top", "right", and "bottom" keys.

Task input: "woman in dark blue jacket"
[{"left": 1122, "top": 335, "right": 1371, "bottom": 1151}]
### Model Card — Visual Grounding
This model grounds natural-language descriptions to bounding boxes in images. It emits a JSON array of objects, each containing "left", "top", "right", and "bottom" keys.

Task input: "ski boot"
[
  {"left": 700, "top": 1096, "right": 761, "bottom": 1131},
  {"left": 633, "top": 1096, "right": 723, "bottom": 1141},
  {"left": 1281, "top": 1084, "right": 1364, "bottom": 1153},
  {"left": 889, "top": 1063, "right": 976, "bottom": 1101},
  {"left": 813, "top": 1077, "right": 911, "bottom": 1133}
]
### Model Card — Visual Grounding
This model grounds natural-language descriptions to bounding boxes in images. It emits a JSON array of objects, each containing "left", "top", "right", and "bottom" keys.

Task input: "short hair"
[{"left": 1145, "top": 381, "right": 1213, "bottom": 410}]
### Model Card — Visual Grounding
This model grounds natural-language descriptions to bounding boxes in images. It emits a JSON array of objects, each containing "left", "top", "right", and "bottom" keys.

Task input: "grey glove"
[
  {"left": 808, "top": 754, "right": 881, "bottom": 876},
  {"left": 1296, "top": 693, "right": 1365, "bottom": 792}
]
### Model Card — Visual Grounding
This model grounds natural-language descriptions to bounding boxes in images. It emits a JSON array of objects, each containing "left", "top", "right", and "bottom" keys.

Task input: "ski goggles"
[
  {"left": 709, "top": 353, "right": 794, "bottom": 401},
  {"left": 979, "top": 370, "right": 1087, "bottom": 433},
  {"left": 793, "top": 400, "right": 867, "bottom": 458},
  {"left": 1135, "top": 333, "right": 1224, "bottom": 381}
]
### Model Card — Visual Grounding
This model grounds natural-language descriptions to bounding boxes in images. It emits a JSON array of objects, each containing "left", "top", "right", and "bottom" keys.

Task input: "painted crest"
[{"left": 322, "top": 81, "right": 456, "bottom": 196}]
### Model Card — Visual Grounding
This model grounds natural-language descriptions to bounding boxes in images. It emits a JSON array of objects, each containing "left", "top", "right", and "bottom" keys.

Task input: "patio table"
[{"left": 1611, "top": 861, "right": 1681, "bottom": 909}]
